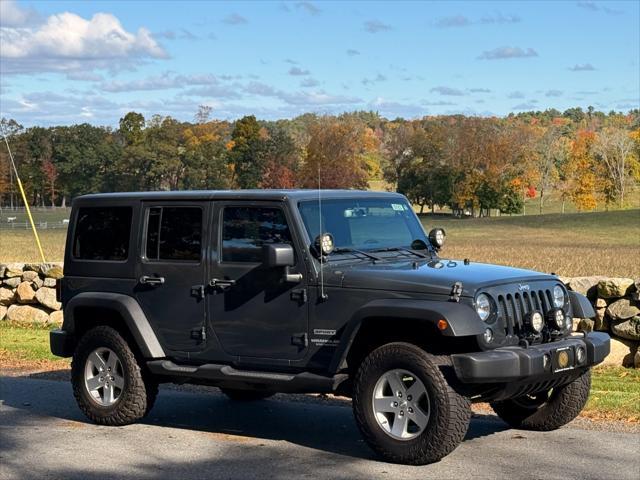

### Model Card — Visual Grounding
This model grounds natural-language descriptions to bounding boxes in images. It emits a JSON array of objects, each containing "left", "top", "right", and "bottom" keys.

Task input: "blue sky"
[{"left": 1, "top": 0, "right": 638, "bottom": 126}]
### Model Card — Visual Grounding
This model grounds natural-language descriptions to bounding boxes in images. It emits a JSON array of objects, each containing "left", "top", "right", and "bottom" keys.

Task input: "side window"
[
  {"left": 73, "top": 207, "right": 132, "bottom": 261},
  {"left": 145, "top": 206, "right": 202, "bottom": 262},
  {"left": 222, "top": 206, "right": 293, "bottom": 263}
]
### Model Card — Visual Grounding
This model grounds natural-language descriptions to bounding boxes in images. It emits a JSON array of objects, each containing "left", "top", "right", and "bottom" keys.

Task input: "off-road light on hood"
[
  {"left": 475, "top": 293, "right": 492, "bottom": 321},
  {"left": 428, "top": 228, "right": 446, "bottom": 249},
  {"left": 548, "top": 308, "right": 565, "bottom": 330},
  {"left": 525, "top": 311, "right": 544, "bottom": 333},
  {"left": 314, "top": 233, "right": 335, "bottom": 256}
]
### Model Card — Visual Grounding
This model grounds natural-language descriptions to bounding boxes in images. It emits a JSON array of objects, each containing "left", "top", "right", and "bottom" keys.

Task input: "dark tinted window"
[
  {"left": 145, "top": 207, "right": 202, "bottom": 262},
  {"left": 73, "top": 207, "right": 132, "bottom": 261},
  {"left": 222, "top": 207, "right": 292, "bottom": 262}
]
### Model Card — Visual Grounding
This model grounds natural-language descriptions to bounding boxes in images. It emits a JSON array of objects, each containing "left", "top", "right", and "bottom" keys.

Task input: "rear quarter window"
[{"left": 72, "top": 207, "right": 132, "bottom": 261}]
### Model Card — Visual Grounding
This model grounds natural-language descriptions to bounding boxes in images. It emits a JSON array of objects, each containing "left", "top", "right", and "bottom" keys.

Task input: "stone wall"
[
  {"left": 0, "top": 263, "right": 63, "bottom": 325},
  {"left": 562, "top": 276, "right": 640, "bottom": 368}
]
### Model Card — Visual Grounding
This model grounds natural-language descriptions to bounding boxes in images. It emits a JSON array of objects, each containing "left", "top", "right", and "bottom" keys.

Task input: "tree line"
[{"left": 1, "top": 107, "right": 638, "bottom": 215}]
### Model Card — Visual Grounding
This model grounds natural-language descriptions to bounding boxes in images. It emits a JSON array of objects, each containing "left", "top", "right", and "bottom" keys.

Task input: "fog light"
[
  {"left": 526, "top": 311, "right": 544, "bottom": 333},
  {"left": 548, "top": 308, "right": 565, "bottom": 330},
  {"left": 576, "top": 346, "right": 586, "bottom": 364},
  {"left": 483, "top": 328, "right": 494, "bottom": 343},
  {"left": 557, "top": 350, "right": 570, "bottom": 368}
]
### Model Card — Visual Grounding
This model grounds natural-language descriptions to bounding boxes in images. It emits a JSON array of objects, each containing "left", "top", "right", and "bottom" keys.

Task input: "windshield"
[{"left": 298, "top": 197, "right": 430, "bottom": 253}]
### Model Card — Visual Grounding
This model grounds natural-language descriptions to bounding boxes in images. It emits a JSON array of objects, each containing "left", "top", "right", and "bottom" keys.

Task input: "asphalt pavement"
[{"left": 1, "top": 375, "right": 638, "bottom": 480}]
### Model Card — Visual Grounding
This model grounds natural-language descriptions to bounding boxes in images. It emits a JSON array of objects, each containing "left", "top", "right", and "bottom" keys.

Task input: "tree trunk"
[{"left": 539, "top": 188, "right": 544, "bottom": 214}]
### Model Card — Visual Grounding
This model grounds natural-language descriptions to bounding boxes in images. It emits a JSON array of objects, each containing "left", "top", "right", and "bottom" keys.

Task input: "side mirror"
[
  {"left": 428, "top": 228, "right": 446, "bottom": 251},
  {"left": 263, "top": 243, "right": 295, "bottom": 268}
]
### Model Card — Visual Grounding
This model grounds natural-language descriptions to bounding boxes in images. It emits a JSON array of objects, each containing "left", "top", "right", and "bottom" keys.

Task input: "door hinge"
[
  {"left": 290, "top": 288, "right": 307, "bottom": 304},
  {"left": 291, "top": 333, "right": 308, "bottom": 347},
  {"left": 191, "top": 326, "right": 206, "bottom": 342},
  {"left": 449, "top": 281, "right": 463, "bottom": 302},
  {"left": 190, "top": 284, "right": 205, "bottom": 300}
]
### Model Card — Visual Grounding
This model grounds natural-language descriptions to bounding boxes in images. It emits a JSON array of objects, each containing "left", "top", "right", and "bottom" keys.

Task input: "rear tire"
[
  {"left": 220, "top": 388, "right": 274, "bottom": 401},
  {"left": 352, "top": 342, "right": 471, "bottom": 465},
  {"left": 71, "top": 325, "right": 158, "bottom": 426},
  {"left": 490, "top": 369, "right": 591, "bottom": 431}
]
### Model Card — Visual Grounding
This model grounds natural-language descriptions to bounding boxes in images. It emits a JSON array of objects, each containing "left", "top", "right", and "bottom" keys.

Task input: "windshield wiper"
[
  {"left": 331, "top": 248, "right": 383, "bottom": 262},
  {"left": 370, "top": 247, "right": 430, "bottom": 259}
]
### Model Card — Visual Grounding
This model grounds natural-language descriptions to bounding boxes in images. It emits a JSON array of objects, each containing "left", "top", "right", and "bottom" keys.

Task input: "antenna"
[
  {"left": 1, "top": 126, "right": 47, "bottom": 263},
  {"left": 318, "top": 162, "right": 327, "bottom": 301}
]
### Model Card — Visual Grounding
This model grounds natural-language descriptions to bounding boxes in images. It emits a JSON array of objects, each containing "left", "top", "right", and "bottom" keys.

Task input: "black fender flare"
[
  {"left": 329, "top": 298, "right": 485, "bottom": 374},
  {"left": 568, "top": 290, "right": 596, "bottom": 319},
  {"left": 63, "top": 292, "right": 165, "bottom": 358}
]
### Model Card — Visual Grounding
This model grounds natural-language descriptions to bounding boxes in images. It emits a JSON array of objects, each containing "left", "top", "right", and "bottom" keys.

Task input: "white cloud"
[
  {"left": 569, "top": 63, "right": 596, "bottom": 71},
  {"left": 478, "top": 47, "right": 538, "bottom": 60},
  {"left": 222, "top": 13, "right": 248, "bottom": 25},
  {"left": 100, "top": 72, "right": 220, "bottom": 92},
  {"left": 288, "top": 67, "right": 310, "bottom": 76},
  {"left": 0, "top": 0, "right": 39, "bottom": 27},
  {"left": 364, "top": 20, "right": 391, "bottom": 33},
  {"left": 1, "top": 8, "right": 166, "bottom": 74},
  {"left": 430, "top": 86, "right": 465, "bottom": 96}
]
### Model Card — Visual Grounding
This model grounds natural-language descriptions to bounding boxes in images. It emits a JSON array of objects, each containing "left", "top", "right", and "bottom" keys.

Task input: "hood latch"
[{"left": 449, "top": 281, "right": 463, "bottom": 302}]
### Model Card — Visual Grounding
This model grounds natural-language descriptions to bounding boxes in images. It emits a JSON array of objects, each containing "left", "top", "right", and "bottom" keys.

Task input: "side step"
[{"left": 147, "top": 360, "right": 347, "bottom": 393}]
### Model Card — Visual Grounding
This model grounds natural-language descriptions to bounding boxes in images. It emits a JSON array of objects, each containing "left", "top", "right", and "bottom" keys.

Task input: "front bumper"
[
  {"left": 451, "top": 332, "right": 610, "bottom": 383},
  {"left": 50, "top": 329, "right": 76, "bottom": 358}
]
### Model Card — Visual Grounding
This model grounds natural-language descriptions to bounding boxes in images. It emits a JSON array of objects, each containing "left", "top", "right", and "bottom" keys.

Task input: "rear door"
[
  {"left": 207, "top": 201, "right": 308, "bottom": 360},
  {"left": 134, "top": 202, "right": 209, "bottom": 352}
]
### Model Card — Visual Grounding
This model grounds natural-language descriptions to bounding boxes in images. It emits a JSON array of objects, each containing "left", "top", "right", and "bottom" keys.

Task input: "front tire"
[
  {"left": 353, "top": 342, "right": 471, "bottom": 465},
  {"left": 490, "top": 369, "right": 591, "bottom": 431},
  {"left": 71, "top": 326, "right": 158, "bottom": 426}
]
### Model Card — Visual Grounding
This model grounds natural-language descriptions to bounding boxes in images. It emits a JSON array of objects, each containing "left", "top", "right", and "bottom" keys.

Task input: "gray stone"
[
  {"left": 40, "top": 263, "right": 63, "bottom": 279},
  {"left": 0, "top": 264, "right": 5, "bottom": 278},
  {"left": 610, "top": 317, "right": 640, "bottom": 341},
  {"left": 16, "top": 282, "right": 37, "bottom": 304},
  {"left": 3, "top": 277, "right": 21, "bottom": 288},
  {"left": 600, "top": 337, "right": 638, "bottom": 368},
  {"left": 606, "top": 299, "right": 640, "bottom": 320},
  {"left": 0, "top": 287, "right": 15, "bottom": 306},
  {"left": 35, "top": 287, "right": 61, "bottom": 311},
  {"left": 594, "top": 308, "right": 609, "bottom": 332},
  {"left": 596, "top": 298, "right": 607, "bottom": 308},
  {"left": 4, "top": 263, "right": 24, "bottom": 278},
  {"left": 635, "top": 350, "right": 640, "bottom": 369},
  {"left": 23, "top": 263, "right": 41, "bottom": 272},
  {"left": 31, "top": 276, "right": 44, "bottom": 289},
  {"left": 21, "top": 271, "right": 39, "bottom": 283},
  {"left": 6, "top": 304, "right": 49, "bottom": 324},
  {"left": 565, "top": 276, "right": 608, "bottom": 299},
  {"left": 0, "top": 305, "right": 7, "bottom": 321},
  {"left": 48, "top": 310, "right": 63, "bottom": 326},
  {"left": 43, "top": 277, "right": 57, "bottom": 288},
  {"left": 598, "top": 278, "right": 634, "bottom": 299},
  {"left": 577, "top": 318, "right": 594, "bottom": 333}
]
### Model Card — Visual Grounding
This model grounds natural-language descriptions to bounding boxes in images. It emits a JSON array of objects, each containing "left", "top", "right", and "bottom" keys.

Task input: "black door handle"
[
  {"left": 209, "top": 278, "right": 236, "bottom": 289},
  {"left": 140, "top": 275, "right": 165, "bottom": 285}
]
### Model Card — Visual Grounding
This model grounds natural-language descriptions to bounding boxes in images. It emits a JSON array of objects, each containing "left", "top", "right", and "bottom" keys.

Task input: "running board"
[{"left": 147, "top": 360, "right": 347, "bottom": 393}]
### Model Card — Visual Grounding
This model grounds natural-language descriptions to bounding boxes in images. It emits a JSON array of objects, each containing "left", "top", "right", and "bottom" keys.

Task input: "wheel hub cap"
[
  {"left": 84, "top": 347, "right": 124, "bottom": 406},
  {"left": 372, "top": 369, "right": 431, "bottom": 440}
]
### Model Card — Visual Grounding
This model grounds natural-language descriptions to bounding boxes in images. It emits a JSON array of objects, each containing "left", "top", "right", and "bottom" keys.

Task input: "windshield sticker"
[{"left": 391, "top": 203, "right": 405, "bottom": 211}]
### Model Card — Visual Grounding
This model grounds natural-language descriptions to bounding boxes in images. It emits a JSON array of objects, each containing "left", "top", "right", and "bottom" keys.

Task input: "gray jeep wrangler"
[{"left": 50, "top": 190, "right": 609, "bottom": 465}]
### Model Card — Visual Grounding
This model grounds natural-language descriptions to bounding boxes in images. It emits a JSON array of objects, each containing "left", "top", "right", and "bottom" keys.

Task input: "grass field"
[
  {"left": 2, "top": 208, "right": 638, "bottom": 278},
  {"left": 0, "top": 322, "right": 637, "bottom": 422}
]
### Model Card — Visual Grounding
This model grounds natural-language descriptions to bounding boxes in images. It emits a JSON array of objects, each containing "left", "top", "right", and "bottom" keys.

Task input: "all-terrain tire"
[
  {"left": 220, "top": 388, "right": 274, "bottom": 401},
  {"left": 71, "top": 325, "right": 158, "bottom": 426},
  {"left": 490, "top": 369, "right": 591, "bottom": 431},
  {"left": 353, "top": 342, "right": 471, "bottom": 465}
]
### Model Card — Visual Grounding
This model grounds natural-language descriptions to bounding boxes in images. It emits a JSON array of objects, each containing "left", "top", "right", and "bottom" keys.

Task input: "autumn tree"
[
  {"left": 593, "top": 127, "right": 636, "bottom": 208},
  {"left": 564, "top": 130, "right": 598, "bottom": 211},
  {"left": 300, "top": 117, "right": 378, "bottom": 189},
  {"left": 229, "top": 115, "right": 265, "bottom": 189}
]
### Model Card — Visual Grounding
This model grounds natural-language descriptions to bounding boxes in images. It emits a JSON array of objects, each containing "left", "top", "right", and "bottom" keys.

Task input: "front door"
[
  {"left": 135, "top": 202, "right": 209, "bottom": 352},
  {"left": 208, "top": 202, "right": 308, "bottom": 360}
]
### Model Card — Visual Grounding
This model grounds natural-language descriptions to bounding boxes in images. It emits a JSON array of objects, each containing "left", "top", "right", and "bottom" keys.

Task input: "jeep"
[{"left": 50, "top": 190, "right": 609, "bottom": 465}]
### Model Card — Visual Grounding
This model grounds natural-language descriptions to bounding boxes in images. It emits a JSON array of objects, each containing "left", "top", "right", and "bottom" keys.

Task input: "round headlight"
[
  {"left": 528, "top": 311, "right": 544, "bottom": 333},
  {"left": 428, "top": 228, "right": 446, "bottom": 249},
  {"left": 553, "top": 285, "right": 565, "bottom": 308},
  {"left": 475, "top": 293, "right": 492, "bottom": 321}
]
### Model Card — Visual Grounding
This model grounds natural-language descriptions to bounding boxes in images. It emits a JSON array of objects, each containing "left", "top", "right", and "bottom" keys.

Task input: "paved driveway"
[{"left": 1, "top": 376, "right": 638, "bottom": 480}]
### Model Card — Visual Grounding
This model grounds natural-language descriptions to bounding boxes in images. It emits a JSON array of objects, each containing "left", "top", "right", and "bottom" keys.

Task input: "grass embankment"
[{"left": 0, "top": 322, "right": 637, "bottom": 422}]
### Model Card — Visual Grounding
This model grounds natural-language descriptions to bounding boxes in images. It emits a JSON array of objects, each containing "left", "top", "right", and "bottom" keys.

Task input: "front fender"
[
  {"left": 329, "top": 298, "right": 484, "bottom": 374},
  {"left": 63, "top": 292, "right": 165, "bottom": 358}
]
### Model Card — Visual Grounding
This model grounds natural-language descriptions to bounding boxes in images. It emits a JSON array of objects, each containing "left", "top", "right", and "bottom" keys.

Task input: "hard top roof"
[{"left": 75, "top": 189, "right": 405, "bottom": 203}]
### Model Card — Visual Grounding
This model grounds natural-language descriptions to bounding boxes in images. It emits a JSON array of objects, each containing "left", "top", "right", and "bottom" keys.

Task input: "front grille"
[{"left": 495, "top": 288, "right": 554, "bottom": 337}]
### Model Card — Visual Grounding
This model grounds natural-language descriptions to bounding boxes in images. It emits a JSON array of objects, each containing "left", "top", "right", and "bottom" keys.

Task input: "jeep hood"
[{"left": 333, "top": 259, "right": 557, "bottom": 297}]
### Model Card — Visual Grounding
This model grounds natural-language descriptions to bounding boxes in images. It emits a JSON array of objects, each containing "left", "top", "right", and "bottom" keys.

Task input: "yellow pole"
[
  {"left": 16, "top": 177, "right": 47, "bottom": 263},
  {"left": 2, "top": 130, "right": 47, "bottom": 263}
]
